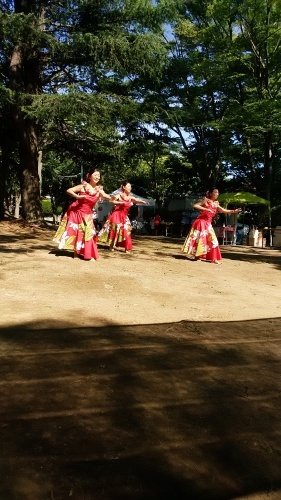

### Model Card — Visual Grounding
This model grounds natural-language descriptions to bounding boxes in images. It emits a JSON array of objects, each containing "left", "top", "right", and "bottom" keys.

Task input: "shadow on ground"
[
  {"left": 220, "top": 247, "right": 281, "bottom": 268},
  {"left": 0, "top": 318, "right": 281, "bottom": 500},
  {"left": 135, "top": 236, "right": 281, "bottom": 270}
]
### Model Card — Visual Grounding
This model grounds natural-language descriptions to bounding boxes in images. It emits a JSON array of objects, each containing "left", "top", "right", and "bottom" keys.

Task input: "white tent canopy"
[
  {"left": 96, "top": 190, "right": 155, "bottom": 222},
  {"left": 110, "top": 189, "right": 156, "bottom": 206}
]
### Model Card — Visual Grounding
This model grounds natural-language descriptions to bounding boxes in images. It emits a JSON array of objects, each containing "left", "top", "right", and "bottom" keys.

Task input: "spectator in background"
[
  {"left": 180, "top": 211, "right": 189, "bottom": 237},
  {"left": 92, "top": 208, "right": 101, "bottom": 231},
  {"left": 154, "top": 214, "right": 161, "bottom": 236}
]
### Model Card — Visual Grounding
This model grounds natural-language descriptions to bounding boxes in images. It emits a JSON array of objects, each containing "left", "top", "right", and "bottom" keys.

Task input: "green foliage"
[
  {"left": 1, "top": 0, "right": 281, "bottom": 221},
  {"left": 0, "top": 0, "right": 170, "bottom": 221},
  {"left": 146, "top": 0, "right": 281, "bottom": 200},
  {"left": 41, "top": 199, "right": 53, "bottom": 217}
]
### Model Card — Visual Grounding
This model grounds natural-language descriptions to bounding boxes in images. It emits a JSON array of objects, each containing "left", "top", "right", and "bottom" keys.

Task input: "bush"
[
  {"left": 41, "top": 199, "right": 52, "bottom": 216},
  {"left": 41, "top": 199, "right": 62, "bottom": 216}
]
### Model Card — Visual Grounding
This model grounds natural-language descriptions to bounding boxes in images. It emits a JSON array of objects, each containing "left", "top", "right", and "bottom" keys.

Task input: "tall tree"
[
  {"left": 226, "top": 0, "right": 281, "bottom": 201},
  {"left": 153, "top": 0, "right": 281, "bottom": 200},
  {"left": 0, "top": 0, "right": 167, "bottom": 222},
  {"left": 150, "top": 0, "right": 234, "bottom": 189}
]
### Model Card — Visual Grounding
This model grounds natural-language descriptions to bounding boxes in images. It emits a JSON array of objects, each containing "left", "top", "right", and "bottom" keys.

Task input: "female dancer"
[
  {"left": 53, "top": 169, "right": 111, "bottom": 260},
  {"left": 98, "top": 181, "right": 148, "bottom": 252},
  {"left": 182, "top": 188, "right": 241, "bottom": 264}
]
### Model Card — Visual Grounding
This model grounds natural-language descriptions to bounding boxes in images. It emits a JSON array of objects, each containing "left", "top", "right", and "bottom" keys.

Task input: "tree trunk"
[
  {"left": 14, "top": 194, "right": 21, "bottom": 219},
  {"left": 18, "top": 117, "right": 42, "bottom": 222},
  {"left": 0, "top": 138, "right": 9, "bottom": 219},
  {"left": 9, "top": 38, "right": 43, "bottom": 224},
  {"left": 9, "top": 0, "right": 45, "bottom": 224},
  {"left": 264, "top": 130, "right": 273, "bottom": 202},
  {"left": 38, "top": 149, "right": 43, "bottom": 194}
]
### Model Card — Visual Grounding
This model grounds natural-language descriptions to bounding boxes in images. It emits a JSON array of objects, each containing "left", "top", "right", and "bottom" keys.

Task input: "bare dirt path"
[
  {"left": 1, "top": 220, "right": 281, "bottom": 500},
  {"left": 1, "top": 220, "right": 281, "bottom": 328}
]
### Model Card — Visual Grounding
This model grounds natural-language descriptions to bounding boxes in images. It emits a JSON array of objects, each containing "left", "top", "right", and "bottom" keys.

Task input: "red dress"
[
  {"left": 182, "top": 200, "right": 222, "bottom": 262},
  {"left": 53, "top": 186, "right": 101, "bottom": 260},
  {"left": 98, "top": 196, "right": 133, "bottom": 251}
]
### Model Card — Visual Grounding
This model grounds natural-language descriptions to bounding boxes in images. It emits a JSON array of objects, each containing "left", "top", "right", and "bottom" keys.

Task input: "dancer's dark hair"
[
  {"left": 85, "top": 168, "right": 100, "bottom": 182},
  {"left": 205, "top": 187, "right": 217, "bottom": 198}
]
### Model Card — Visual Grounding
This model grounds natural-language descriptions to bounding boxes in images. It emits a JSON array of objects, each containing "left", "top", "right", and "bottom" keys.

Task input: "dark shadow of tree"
[
  {"left": 133, "top": 236, "right": 281, "bottom": 270},
  {"left": 0, "top": 317, "right": 281, "bottom": 499},
  {"left": 221, "top": 247, "right": 281, "bottom": 268},
  {"left": 0, "top": 228, "right": 55, "bottom": 256},
  {"left": 2, "top": 229, "right": 280, "bottom": 268}
]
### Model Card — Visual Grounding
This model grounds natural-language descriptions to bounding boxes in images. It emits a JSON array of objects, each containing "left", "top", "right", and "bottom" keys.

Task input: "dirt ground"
[{"left": 1, "top": 219, "right": 281, "bottom": 500}]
